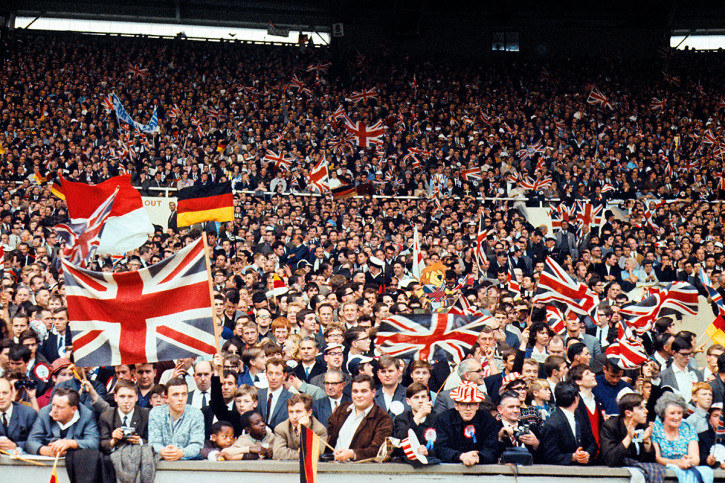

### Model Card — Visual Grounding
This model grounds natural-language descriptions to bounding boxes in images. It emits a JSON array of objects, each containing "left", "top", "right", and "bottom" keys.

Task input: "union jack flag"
[
  {"left": 191, "top": 116, "right": 204, "bottom": 138},
  {"left": 574, "top": 201, "right": 603, "bottom": 235},
  {"left": 545, "top": 303, "right": 568, "bottom": 335},
  {"left": 606, "top": 336, "right": 648, "bottom": 370},
  {"left": 679, "top": 159, "right": 698, "bottom": 173},
  {"left": 101, "top": 95, "right": 114, "bottom": 112},
  {"left": 474, "top": 215, "right": 489, "bottom": 274},
  {"left": 702, "top": 130, "right": 718, "bottom": 145},
  {"left": 375, "top": 314, "right": 494, "bottom": 362},
  {"left": 587, "top": 87, "right": 613, "bottom": 110},
  {"left": 63, "top": 237, "right": 217, "bottom": 366},
  {"left": 55, "top": 187, "right": 118, "bottom": 268},
  {"left": 533, "top": 257, "right": 599, "bottom": 316},
  {"left": 717, "top": 99, "right": 725, "bottom": 111},
  {"left": 402, "top": 152, "right": 421, "bottom": 169},
  {"left": 430, "top": 192, "right": 443, "bottom": 216},
  {"left": 127, "top": 64, "right": 149, "bottom": 78},
  {"left": 167, "top": 104, "right": 182, "bottom": 119},
  {"left": 618, "top": 282, "right": 699, "bottom": 335},
  {"left": 601, "top": 184, "right": 616, "bottom": 194},
  {"left": 348, "top": 87, "right": 378, "bottom": 104},
  {"left": 507, "top": 258, "right": 521, "bottom": 295},
  {"left": 308, "top": 156, "right": 329, "bottom": 193},
  {"left": 519, "top": 176, "right": 552, "bottom": 192},
  {"left": 555, "top": 119, "right": 567, "bottom": 132},
  {"left": 344, "top": 119, "right": 384, "bottom": 148},
  {"left": 447, "top": 293, "right": 483, "bottom": 317},
  {"left": 288, "top": 75, "right": 313, "bottom": 96},
  {"left": 306, "top": 63, "right": 330, "bottom": 72},
  {"left": 650, "top": 97, "right": 666, "bottom": 110},
  {"left": 207, "top": 106, "right": 221, "bottom": 120},
  {"left": 549, "top": 203, "right": 575, "bottom": 231},
  {"left": 263, "top": 150, "right": 293, "bottom": 171},
  {"left": 700, "top": 268, "right": 725, "bottom": 315},
  {"left": 663, "top": 72, "right": 681, "bottom": 86},
  {"left": 423, "top": 284, "right": 448, "bottom": 304},
  {"left": 461, "top": 167, "right": 482, "bottom": 183}
]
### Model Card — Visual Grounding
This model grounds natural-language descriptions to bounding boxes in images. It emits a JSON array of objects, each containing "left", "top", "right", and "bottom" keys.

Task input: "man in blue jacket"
[
  {"left": 26, "top": 387, "right": 99, "bottom": 455},
  {"left": 0, "top": 377, "right": 38, "bottom": 452},
  {"left": 435, "top": 381, "right": 500, "bottom": 466}
]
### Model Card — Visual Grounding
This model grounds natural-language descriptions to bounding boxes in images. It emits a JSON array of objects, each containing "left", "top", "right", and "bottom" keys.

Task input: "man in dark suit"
[
  {"left": 539, "top": 382, "right": 597, "bottom": 465},
  {"left": 41, "top": 307, "right": 71, "bottom": 363},
  {"left": 98, "top": 380, "right": 149, "bottom": 454},
  {"left": 26, "top": 387, "right": 100, "bottom": 455},
  {"left": 293, "top": 337, "right": 326, "bottom": 383},
  {"left": 327, "top": 374, "right": 393, "bottom": 462},
  {"left": 0, "top": 377, "right": 38, "bottom": 452},
  {"left": 258, "top": 358, "right": 292, "bottom": 429},
  {"left": 595, "top": 253, "right": 622, "bottom": 284},
  {"left": 373, "top": 355, "right": 409, "bottom": 417},
  {"left": 312, "top": 370, "right": 350, "bottom": 427}
]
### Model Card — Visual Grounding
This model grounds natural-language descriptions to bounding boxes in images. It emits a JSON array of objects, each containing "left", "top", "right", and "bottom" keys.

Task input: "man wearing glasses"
[
  {"left": 660, "top": 335, "right": 703, "bottom": 402},
  {"left": 312, "top": 369, "right": 350, "bottom": 427},
  {"left": 311, "top": 344, "right": 349, "bottom": 390}
]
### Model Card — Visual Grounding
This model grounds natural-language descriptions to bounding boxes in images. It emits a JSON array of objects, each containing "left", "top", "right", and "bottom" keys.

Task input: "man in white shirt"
[
  {"left": 188, "top": 361, "right": 213, "bottom": 409},
  {"left": 159, "top": 357, "right": 198, "bottom": 392},
  {"left": 326, "top": 374, "right": 392, "bottom": 462},
  {"left": 660, "top": 336, "right": 703, "bottom": 403}
]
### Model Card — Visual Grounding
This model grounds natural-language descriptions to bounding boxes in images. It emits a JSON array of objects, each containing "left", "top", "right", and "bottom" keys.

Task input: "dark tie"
[
  {"left": 122, "top": 415, "right": 128, "bottom": 427},
  {"left": 1, "top": 412, "right": 7, "bottom": 431},
  {"left": 267, "top": 394, "right": 273, "bottom": 423},
  {"left": 201, "top": 392, "right": 208, "bottom": 409}
]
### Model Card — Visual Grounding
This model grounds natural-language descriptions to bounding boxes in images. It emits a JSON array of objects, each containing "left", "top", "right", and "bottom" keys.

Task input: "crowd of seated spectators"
[{"left": 1, "top": 29, "right": 725, "bottom": 483}]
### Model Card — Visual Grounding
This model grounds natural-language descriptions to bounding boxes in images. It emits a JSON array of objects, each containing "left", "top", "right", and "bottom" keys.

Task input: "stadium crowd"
[{"left": 1, "top": 29, "right": 725, "bottom": 483}]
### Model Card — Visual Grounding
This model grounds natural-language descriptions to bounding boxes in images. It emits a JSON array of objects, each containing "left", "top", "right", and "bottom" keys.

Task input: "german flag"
[
  {"left": 331, "top": 184, "right": 357, "bottom": 200},
  {"left": 177, "top": 181, "right": 234, "bottom": 227},
  {"left": 299, "top": 425, "right": 319, "bottom": 483},
  {"left": 216, "top": 141, "right": 228, "bottom": 153},
  {"left": 50, "top": 179, "right": 65, "bottom": 200},
  {"left": 706, "top": 314, "right": 725, "bottom": 346}
]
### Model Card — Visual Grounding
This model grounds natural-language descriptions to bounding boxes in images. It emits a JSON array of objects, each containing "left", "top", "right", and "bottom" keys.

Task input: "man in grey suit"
[
  {"left": 26, "top": 387, "right": 100, "bottom": 455},
  {"left": 312, "top": 370, "right": 350, "bottom": 427},
  {"left": 258, "top": 358, "right": 292, "bottom": 429},
  {"left": 660, "top": 336, "right": 703, "bottom": 403},
  {"left": 554, "top": 220, "right": 579, "bottom": 260},
  {"left": 373, "top": 355, "right": 409, "bottom": 418},
  {"left": 0, "top": 377, "right": 38, "bottom": 452},
  {"left": 433, "top": 358, "right": 486, "bottom": 415},
  {"left": 564, "top": 315, "right": 602, "bottom": 359}
]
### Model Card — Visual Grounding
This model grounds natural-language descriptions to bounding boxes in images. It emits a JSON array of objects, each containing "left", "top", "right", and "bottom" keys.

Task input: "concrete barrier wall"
[{"left": 5, "top": 456, "right": 725, "bottom": 483}]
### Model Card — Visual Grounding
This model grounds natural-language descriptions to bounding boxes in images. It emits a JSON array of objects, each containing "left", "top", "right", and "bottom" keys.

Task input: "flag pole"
[
  {"left": 202, "top": 233, "right": 221, "bottom": 352},
  {"left": 302, "top": 424, "right": 336, "bottom": 453},
  {"left": 0, "top": 449, "right": 48, "bottom": 466},
  {"left": 51, "top": 450, "right": 61, "bottom": 474}
]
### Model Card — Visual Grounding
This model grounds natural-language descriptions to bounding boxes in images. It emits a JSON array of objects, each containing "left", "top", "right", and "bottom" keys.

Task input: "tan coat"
[{"left": 272, "top": 417, "right": 328, "bottom": 460}]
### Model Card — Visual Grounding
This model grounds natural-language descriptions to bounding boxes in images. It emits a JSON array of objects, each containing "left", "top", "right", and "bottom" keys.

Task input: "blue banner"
[{"left": 112, "top": 93, "right": 158, "bottom": 134}]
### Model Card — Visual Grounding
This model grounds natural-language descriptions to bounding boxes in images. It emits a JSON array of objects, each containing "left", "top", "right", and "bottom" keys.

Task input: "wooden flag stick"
[
  {"left": 353, "top": 457, "right": 376, "bottom": 463},
  {"left": 0, "top": 449, "right": 48, "bottom": 466},
  {"left": 51, "top": 450, "right": 61, "bottom": 472},
  {"left": 301, "top": 424, "right": 336, "bottom": 453}
]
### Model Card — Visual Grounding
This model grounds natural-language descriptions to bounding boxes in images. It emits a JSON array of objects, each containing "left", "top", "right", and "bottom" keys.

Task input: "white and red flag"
[{"left": 61, "top": 175, "right": 153, "bottom": 255}]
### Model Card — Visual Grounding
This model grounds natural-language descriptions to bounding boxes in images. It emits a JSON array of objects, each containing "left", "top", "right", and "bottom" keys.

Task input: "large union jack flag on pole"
[
  {"left": 63, "top": 237, "right": 217, "bottom": 366},
  {"left": 375, "top": 314, "right": 494, "bottom": 362}
]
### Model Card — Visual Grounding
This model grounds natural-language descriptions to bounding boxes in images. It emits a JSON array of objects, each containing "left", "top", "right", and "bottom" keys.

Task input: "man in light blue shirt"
[{"left": 148, "top": 377, "right": 204, "bottom": 460}]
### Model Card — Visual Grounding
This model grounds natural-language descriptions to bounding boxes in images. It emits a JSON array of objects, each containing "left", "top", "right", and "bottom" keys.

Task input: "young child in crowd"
[
  {"left": 201, "top": 421, "right": 237, "bottom": 460},
  {"left": 221, "top": 411, "right": 275, "bottom": 460},
  {"left": 527, "top": 379, "right": 553, "bottom": 421}
]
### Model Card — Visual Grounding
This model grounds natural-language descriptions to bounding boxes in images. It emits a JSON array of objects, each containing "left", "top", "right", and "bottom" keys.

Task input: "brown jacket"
[
  {"left": 272, "top": 417, "right": 328, "bottom": 460},
  {"left": 326, "top": 401, "right": 393, "bottom": 461}
]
